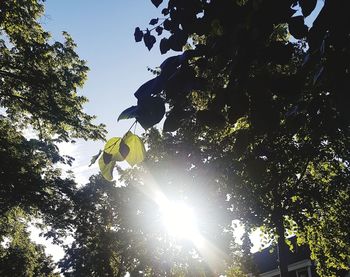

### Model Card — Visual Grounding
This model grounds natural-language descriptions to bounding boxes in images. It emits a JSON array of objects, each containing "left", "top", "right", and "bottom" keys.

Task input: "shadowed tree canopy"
[
  {"left": 0, "top": 0, "right": 105, "bottom": 246},
  {"left": 0, "top": 208, "right": 59, "bottom": 277},
  {"left": 114, "top": 0, "right": 350, "bottom": 276}
]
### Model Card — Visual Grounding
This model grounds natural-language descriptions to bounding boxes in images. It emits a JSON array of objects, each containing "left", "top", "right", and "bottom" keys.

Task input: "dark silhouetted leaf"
[
  {"left": 134, "top": 27, "right": 143, "bottom": 42},
  {"left": 118, "top": 106, "right": 138, "bottom": 121},
  {"left": 149, "top": 18, "right": 159, "bottom": 25},
  {"left": 161, "top": 8, "right": 169, "bottom": 15},
  {"left": 151, "top": 0, "right": 162, "bottom": 8},
  {"left": 137, "top": 96, "right": 165, "bottom": 129},
  {"left": 155, "top": 26, "right": 163, "bottom": 35},
  {"left": 299, "top": 0, "right": 317, "bottom": 17},
  {"left": 134, "top": 75, "right": 167, "bottom": 100},
  {"left": 168, "top": 31, "right": 188, "bottom": 52},
  {"left": 159, "top": 55, "right": 182, "bottom": 75},
  {"left": 134, "top": 78, "right": 157, "bottom": 99},
  {"left": 160, "top": 38, "right": 170, "bottom": 54},
  {"left": 163, "top": 19, "right": 173, "bottom": 31},
  {"left": 143, "top": 30, "right": 156, "bottom": 51},
  {"left": 288, "top": 16, "right": 308, "bottom": 39}
]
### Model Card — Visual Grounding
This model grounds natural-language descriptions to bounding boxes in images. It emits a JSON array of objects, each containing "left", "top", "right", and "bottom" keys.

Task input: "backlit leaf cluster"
[{"left": 94, "top": 132, "right": 146, "bottom": 181}]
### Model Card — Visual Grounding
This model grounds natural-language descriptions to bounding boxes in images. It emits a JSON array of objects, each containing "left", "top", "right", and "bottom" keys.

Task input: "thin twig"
[{"left": 127, "top": 120, "right": 137, "bottom": 133}]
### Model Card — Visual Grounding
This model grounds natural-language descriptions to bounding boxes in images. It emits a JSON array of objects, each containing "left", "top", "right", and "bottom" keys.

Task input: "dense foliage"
[
  {"left": 61, "top": 129, "right": 249, "bottom": 276},
  {"left": 1, "top": 0, "right": 349, "bottom": 276},
  {"left": 115, "top": 0, "right": 350, "bottom": 276},
  {"left": 0, "top": 0, "right": 105, "bottom": 274},
  {"left": 0, "top": 208, "right": 59, "bottom": 277}
]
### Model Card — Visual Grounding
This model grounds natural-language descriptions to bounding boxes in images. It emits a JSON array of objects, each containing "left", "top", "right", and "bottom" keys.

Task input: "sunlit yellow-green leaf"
[
  {"left": 98, "top": 156, "right": 116, "bottom": 181},
  {"left": 123, "top": 131, "right": 146, "bottom": 166},
  {"left": 103, "top": 137, "right": 129, "bottom": 162}
]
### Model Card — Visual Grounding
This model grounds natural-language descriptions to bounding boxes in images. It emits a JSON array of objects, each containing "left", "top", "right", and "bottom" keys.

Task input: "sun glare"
[{"left": 155, "top": 193, "right": 200, "bottom": 241}]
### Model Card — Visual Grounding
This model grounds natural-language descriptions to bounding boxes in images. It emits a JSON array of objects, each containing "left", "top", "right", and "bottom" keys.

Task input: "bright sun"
[{"left": 155, "top": 193, "right": 200, "bottom": 241}]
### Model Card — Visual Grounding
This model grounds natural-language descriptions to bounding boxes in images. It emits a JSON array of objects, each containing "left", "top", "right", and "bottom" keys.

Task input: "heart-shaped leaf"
[
  {"left": 168, "top": 31, "right": 188, "bottom": 52},
  {"left": 122, "top": 132, "right": 146, "bottom": 166},
  {"left": 160, "top": 37, "right": 170, "bottom": 54},
  {"left": 151, "top": 0, "right": 162, "bottom": 8},
  {"left": 103, "top": 137, "right": 129, "bottom": 162},
  {"left": 144, "top": 30, "right": 156, "bottom": 51},
  {"left": 98, "top": 157, "right": 116, "bottom": 181},
  {"left": 134, "top": 27, "right": 143, "bottom": 42},
  {"left": 137, "top": 96, "right": 165, "bottom": 129},
  {"left": 99, "top": 137, "right": 131, "bottom": 180}
]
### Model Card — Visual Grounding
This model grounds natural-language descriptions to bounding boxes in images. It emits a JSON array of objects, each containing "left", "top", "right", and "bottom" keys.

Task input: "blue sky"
[{"left": 42, "top": 0, "right": 171, "bottom": 184}]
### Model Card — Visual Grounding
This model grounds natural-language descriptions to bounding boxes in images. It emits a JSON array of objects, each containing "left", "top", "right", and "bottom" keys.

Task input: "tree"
[
  {"left": 113, "top": 0, "right": 350, "bottom": 276},
  {"left": 0, "top": 208, "right": 59, "bottom": 277},
  {"left": 61, "top": 127, "right": 251, "bottom": 276},
  {"left": 0, "top": 0, "right": 106, "bottom": 272},
  {"left": 0, "top": 0, "right": 105, "bottom": 235}
]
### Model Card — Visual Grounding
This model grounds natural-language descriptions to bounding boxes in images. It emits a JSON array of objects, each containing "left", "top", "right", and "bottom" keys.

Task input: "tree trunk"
[{"left": 276, "top": 214, "right": 289, "bottom": 277}]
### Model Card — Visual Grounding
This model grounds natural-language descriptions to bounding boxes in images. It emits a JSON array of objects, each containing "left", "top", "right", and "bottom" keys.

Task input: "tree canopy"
[
  {"left": 0, "top": 0, "right": 105, "bottom": 273},
  {"left": 1, "top": 0, "right": 349, "bottom": 276},
  {"left": 61, "top": 128, "right": 248, "bottom": 276},
  {"left": 111, "top": 0, "right": 350, "bottom": 276},
  {"left": 0, "top": 208, "right": 59, "bottom": 277}
]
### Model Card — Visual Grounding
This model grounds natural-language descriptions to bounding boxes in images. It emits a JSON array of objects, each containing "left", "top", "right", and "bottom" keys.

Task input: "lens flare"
[{"left": 155, "top": 192, "right": 199, "bottom": 241}]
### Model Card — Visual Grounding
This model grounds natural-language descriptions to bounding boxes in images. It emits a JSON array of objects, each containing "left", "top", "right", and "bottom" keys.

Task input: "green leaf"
[
  {"left": 122, "top": 131, "right": 146, "bottom": 166},
  {"left": 103, "top": 137, "right": 129, "bottom": 162},
  {"left": 99, "top": 137, "right": 131, "bottom": 180},
  {"left": 98, "top": 156, "right": 116, "bottom": 181},
  {"left": 89, "top": 149, "right": 102, "bottom": 167}
]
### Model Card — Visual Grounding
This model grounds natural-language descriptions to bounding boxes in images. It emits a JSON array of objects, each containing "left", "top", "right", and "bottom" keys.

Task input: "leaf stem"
[
  {"left": 142, "top": 16, "right": 169, "bottom": 32},
  {"left": 127, "top": 120, "right": 137, "bottom": 133}
]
